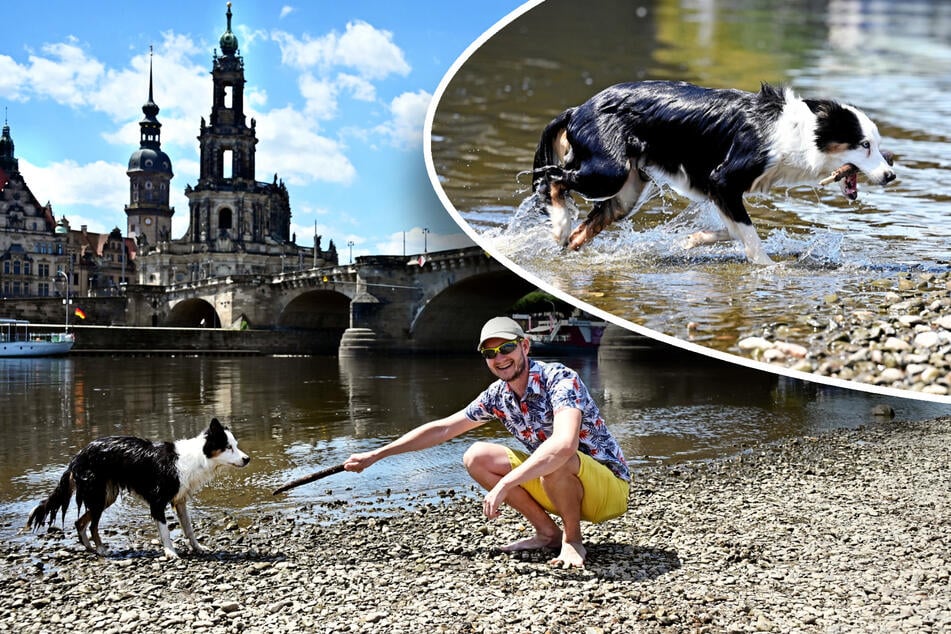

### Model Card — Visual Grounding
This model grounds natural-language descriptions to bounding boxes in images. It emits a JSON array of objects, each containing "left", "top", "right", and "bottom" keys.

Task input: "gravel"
[
  {"left": 2, "top": 416, "right": 949, "bottom": 633},
  {"left": 736, "top": 270, "right": 951, "bottom": 396}
]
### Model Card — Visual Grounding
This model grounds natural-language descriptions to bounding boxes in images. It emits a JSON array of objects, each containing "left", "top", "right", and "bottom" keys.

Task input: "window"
[
  {"left": 224, "top": 85, "right": 233, "bottom": 109},
  {"left": 222, "top": 149, "right": 233, "bottom": 179}
]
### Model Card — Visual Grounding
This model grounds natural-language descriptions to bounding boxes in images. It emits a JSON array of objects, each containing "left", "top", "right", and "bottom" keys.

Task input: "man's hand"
[
  {"left": 483, "top": 480, "right": 511, "bottom": 519},
  {"left": 343, "top": 451, "right": 378, "bottom": 473}
]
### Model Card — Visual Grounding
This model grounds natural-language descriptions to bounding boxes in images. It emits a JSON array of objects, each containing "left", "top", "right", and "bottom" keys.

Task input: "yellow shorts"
[{"left": 504, "top": 447, "right": 630, "bottom": 523}]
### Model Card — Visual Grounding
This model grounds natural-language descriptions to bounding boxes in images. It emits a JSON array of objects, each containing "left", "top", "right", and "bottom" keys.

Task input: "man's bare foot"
[
  {"left": 549, "top": 541, "right": 586, "bottom": 568},
  {"left": 499, "top": 531, "right": 561, "bottom": 552}
]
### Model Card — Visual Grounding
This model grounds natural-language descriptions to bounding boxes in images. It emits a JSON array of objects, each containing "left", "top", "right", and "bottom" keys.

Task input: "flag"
[{"left": 74, "top": 307, "right": 86, "bottom": 320}]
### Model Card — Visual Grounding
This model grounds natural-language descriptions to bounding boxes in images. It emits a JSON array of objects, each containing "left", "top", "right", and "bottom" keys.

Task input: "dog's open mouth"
[
  {"left": 819, "top": 163, "right": 859, "bottom": 201},
  {"left": 841, "top": 169, "right": 859, "bottom": 200}
]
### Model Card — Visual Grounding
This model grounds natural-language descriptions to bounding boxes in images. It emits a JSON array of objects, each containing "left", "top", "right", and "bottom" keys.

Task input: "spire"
[
  {"left": 0, "top": 110, "right": 17, "bottom": 174},
  {"left": 142, "top": 46, "right": 160, "bottom": 121},
  {"left": 219, "top": 2, "right": 239, "bottom": 57}
]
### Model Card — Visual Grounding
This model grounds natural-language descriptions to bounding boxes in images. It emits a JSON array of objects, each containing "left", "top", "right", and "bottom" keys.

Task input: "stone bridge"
[{"left": 123, "top": 247, "right": 536, "bottom": 355}]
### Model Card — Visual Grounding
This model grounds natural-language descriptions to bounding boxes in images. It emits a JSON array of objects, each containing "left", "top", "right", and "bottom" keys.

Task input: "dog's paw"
[
  {"left": 163, "top": 547, "right": 180, "bottom": 559},
  {"left": 190, "top": 542, "right": 208, "bottom": 554},
  {"left": 566, "top": 224, "right": 593, "bottom": 250},
  {"left": 547, "top": 204, "right": 573, "bottom": 246}
]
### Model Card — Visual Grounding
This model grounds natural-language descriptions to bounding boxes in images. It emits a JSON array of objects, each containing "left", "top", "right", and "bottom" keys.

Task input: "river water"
[
  {"left": 2, "top": 354, "right": 947, "bottom": 542},
  {"left": 428, "top": 0, "right": 951, "bottom": 355}
]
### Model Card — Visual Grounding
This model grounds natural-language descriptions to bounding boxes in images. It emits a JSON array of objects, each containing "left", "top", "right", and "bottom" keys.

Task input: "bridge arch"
[
  {"left": 410, "top": 269, "right": 536, "bottom": 351},
  {"left": 166, "top": 298, "right": 221, "bottom": 328},
  {"left": 277, "top": 289, "right": 351, "bottom": 330}
]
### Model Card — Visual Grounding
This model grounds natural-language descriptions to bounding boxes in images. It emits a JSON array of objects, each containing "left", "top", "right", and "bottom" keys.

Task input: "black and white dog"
[
  {"left": 27, "top": 418, "right": 250, "bottom": 558},
  {"left": 531, "top": 81, "right": 896, "bottom": 264}
]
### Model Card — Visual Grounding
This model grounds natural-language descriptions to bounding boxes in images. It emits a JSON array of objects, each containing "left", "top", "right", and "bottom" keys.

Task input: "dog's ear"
[
  {"left": 203, "top": 418, "right": 228, "bottom": 456},
  {"left": 805, "top": 99, "right": 862, "bottom": 151}
]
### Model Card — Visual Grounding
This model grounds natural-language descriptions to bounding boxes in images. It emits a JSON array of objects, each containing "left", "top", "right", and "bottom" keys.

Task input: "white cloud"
[
  {"left": 280, "top": 6, "right": 295, "bottom": 19},
  {"left": 4, "top": 31, "right": 208, "bottom": 147},
  {"left": 272, "top": 20, "right": 410, "bottom": 80},
  {"left": 297, "top": 72, "right": 378, "bottom": 120},
  {"left": 0, "top": 54, "right": 30, "bottom": 101},
  {"left": 335, "top": 73, "right": 376, "bottom": 102},
  {"left": 252, "top": 105, "right": 355, "bottom": 186},
  {"left": 19, "top": 158, "right": 127, "bottom": 230},
  {"left": 26, "top": 40, "right": 105, "bottom": 108},
  {"left": 298, "top": 73, "right": 338, "bottom": 119},
  {"left": 374, "top": 90, "right": 432, "bottom": 149}
]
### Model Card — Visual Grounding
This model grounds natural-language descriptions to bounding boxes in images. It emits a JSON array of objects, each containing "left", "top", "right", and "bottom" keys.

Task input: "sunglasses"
[{"left": 479, "top": 338, "right": 521, "bottom": 359}]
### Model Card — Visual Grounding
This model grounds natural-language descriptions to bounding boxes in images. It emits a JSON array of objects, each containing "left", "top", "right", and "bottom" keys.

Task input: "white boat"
[
  {"left": 0, "top": 319, "right": 75, "bottom": 357},
  {"left": 522, "top": 314, "right": 607, "bottom": 353}
]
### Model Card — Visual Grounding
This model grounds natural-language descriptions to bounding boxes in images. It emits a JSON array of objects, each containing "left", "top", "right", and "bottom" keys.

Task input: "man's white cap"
[{"left": 477, "top": 316, "right": 526, "bottom": 350}]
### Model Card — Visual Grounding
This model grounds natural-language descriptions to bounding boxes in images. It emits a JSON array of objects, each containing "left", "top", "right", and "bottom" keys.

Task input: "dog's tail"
[
  {"left": 532, "top": 107, "right": 575, "bottom": 189},
  {"left": 27, "top": 468, "right": 75, "bottom": 531}
]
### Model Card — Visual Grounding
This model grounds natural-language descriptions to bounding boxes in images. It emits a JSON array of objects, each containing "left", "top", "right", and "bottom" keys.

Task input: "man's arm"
[
  {"left": 482, "top": 407, "right": 582, "bottom": 518},
  {"left": 343, "top": 409, "right": 483, "bottom": 472}
]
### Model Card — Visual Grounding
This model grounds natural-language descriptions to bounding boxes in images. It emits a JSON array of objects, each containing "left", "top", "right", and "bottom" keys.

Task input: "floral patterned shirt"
[{"left": 464, "top": 359, "right": 630, "bottom": 482}]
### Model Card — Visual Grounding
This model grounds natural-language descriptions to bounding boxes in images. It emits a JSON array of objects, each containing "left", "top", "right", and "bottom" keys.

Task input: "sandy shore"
[{"left": 2, "top": 416, "right": 949, "bottom": 633}]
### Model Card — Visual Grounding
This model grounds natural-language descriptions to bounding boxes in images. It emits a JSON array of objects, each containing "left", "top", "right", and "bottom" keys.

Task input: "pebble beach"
[
  {"left": 736, "top": 270, "right": 951, "bottom": 396},
  {"left": 2, "top": 415, "right": 949, "bottom": 634}
]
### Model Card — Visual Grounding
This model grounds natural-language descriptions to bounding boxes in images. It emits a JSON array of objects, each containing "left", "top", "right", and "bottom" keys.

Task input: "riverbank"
[
  {"left": 2, "top": 416, "right": 949, "bottom": 633},
  {"left": 736, "top": 269, "right": 951, "bottom": 397}
]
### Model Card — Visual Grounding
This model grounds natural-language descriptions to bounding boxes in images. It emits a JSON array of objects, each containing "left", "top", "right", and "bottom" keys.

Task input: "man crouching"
[{"left": 343, "top": 316, "right": 630, "bottom": 567}]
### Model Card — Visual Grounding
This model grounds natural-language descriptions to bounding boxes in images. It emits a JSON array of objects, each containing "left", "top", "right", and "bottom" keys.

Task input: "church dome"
[
  {"left": 220, "top": 3, "right": 239, "bottom": 56},
  {"left": 128, "top": 147, "right": 173, "bottom": 175}
]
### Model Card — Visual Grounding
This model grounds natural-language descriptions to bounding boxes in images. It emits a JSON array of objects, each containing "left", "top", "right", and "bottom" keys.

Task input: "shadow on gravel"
[
  {"left": 586, "top": 543, "right": 682, "bottom": 580},
  {"left": 489, "top": 542, "right": 681, "bottom": 580}
]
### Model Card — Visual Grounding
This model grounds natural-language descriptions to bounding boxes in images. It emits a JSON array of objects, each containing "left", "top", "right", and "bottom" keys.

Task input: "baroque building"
[
  {"left": 133, "top": 4, "right": 336, "bottom": 286},
  {"left": 1, "top": 120, "right": 133, "bottom": 300},
  {"left": 0, "top": 120, "right": 64, "bottom": 298}
]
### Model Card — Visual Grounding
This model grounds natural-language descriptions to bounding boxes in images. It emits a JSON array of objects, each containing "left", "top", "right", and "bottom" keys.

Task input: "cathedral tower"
[
  {"left": 184, "top": 2, "right": 292, "bottom": 247},
  {"left": 133, "top": 3, "right": 335, "bottom": 287},
  {"left": 125, "top": 51, "right": 174, "bottom": 247}
]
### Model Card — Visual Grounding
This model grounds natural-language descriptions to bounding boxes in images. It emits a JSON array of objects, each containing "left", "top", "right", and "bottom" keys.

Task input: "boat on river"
[
  {"left": 0, "top": 319, "right": 75, "bottom": 357},
  {"left": 518, "top": 313, "right": 607, "bottom": 353}
]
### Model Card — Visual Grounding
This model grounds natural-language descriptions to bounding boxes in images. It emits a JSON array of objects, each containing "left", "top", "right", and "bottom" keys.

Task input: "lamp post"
[
  {"left": 422, "top": 227, "right": 430, "bottom": 253},
  {"left": 347, "top": 240, "right": 355, "bottom": 264}
]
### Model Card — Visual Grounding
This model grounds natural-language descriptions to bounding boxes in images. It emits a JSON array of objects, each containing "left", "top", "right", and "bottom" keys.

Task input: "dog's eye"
[{"left": 860, "top": 140, "right": 871, "bottom": 150}]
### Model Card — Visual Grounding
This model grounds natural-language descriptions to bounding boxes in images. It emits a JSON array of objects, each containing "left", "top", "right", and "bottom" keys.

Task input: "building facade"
[
  {"left": 0, "top": 120, "right": 62, "bottom": 298},
  {"left": 1, "top": 122, "right": 133, "bottom": 300}
]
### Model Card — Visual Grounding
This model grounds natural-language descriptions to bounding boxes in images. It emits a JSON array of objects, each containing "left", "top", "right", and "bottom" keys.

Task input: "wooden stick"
[
  {"left": 272, "top": 463, "right": 346, "bottom": 495},
  {"left": 819, "top": 163, "right": 857, "bottom": 186}
]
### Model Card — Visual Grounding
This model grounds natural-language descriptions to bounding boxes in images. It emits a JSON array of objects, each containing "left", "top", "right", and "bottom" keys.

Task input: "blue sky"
[{"left": 0, "top": 0, "right": 525, "bottom": 258}]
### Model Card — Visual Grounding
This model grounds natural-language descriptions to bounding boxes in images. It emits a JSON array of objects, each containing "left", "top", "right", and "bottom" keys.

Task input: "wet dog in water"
[
  {"left": 530, "top": 81, "right": 896, "bottom": 264},
  {"left": 27, "top": 418, "right": 250, "bottom": 558}
]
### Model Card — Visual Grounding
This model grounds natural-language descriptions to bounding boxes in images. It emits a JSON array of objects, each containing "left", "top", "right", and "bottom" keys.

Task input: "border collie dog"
[
  {"left": 531, "top": 81, "right": 896, "bottom": 264},
  {"left": 27, "top": 418, "right": 250, "bottom": 558}
]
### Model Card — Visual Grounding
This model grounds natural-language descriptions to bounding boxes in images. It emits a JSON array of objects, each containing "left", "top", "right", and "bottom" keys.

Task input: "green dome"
[{"left": 220, "top": 3, "right": 239, "bottom": 56}]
